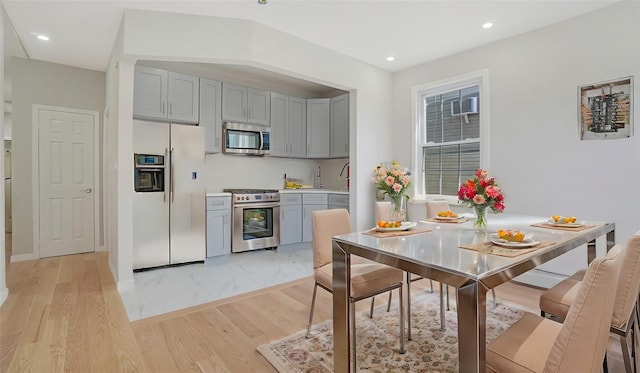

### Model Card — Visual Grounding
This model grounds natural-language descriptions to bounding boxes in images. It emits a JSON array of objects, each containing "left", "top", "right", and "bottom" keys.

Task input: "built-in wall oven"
[
  {"left": 224, "top": 189, "right": 280, "bottom": 253},
  {"left": 134, "top": 153, "right": 165, "bottom": 192}
]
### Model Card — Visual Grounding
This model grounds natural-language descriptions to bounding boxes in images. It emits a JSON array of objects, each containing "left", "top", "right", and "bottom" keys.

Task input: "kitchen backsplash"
[{"left": 204, "top": 154, "right": 349, "bottom": 192}]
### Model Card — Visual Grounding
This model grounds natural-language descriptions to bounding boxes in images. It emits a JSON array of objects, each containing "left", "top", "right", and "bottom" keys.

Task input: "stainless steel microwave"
[{"left": 223, "top": 122, "right": 270, "bottom": 156}]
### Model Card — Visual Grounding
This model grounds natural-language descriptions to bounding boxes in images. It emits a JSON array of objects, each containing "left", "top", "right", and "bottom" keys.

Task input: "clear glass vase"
[
  {"left": 473, "top": 204, "right": 488, "bottom": 232},
  {"left": 389, "top": 195, "right": 407, "bottom": 222}
]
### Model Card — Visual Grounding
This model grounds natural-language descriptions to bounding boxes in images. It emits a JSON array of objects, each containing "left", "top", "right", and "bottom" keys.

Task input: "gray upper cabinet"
[
  {"left": 222, "top": 82, "right": 271, "bottom": 125},
  {"left": 133, "top": 66, "right": 199, "bottom": 124},
  {"left": 330, "top": 93, "right": 349, "bottom": 158},
  {"left": 199, "top": 78, "right": 223, "bottom": 154},
  {"left": 270, "top": 93, "right": 307, "bottom": 158},
  {"left": 306, "top": 98, "right": 331, "bottom": 158}
]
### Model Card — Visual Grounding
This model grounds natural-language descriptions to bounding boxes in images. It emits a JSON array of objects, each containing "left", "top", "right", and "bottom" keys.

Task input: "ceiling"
[{"left": 2, "top": 1, "right": 620, "bottom": 75}]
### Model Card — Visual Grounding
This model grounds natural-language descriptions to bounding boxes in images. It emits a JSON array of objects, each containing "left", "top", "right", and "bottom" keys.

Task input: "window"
[{"left": 412, "top": 70, "right": 488, "bottom": 197}]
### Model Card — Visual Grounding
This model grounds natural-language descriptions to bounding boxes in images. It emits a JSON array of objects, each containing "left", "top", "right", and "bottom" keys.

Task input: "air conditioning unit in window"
[{"left": 451, "top": 97, "right": 478, "bottom": 116}]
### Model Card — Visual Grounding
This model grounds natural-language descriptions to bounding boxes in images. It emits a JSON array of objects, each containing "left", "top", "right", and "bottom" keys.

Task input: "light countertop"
[
  {"left": 206, "top": 192, "right": 232, "bottom": 197},
  {"left": 279, "top": 189, "right": 349, "bottom": 195}
]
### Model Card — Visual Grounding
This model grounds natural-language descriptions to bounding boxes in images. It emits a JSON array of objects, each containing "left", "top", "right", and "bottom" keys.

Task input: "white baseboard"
[
  {"left": 514, "top": 269, "right": 569, "bottom": 289},
  {"left": 11, "top": 253, "right": 37, "bottom": 262},
  {"left": 109, "top": 259, "right": 134, "bottom": 292},
  {"left": 0, "top": 287, "right": 8, "bottom": 308}
]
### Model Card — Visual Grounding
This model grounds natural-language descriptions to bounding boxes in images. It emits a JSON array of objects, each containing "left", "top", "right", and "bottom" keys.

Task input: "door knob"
[{"left": 82, "top": 188, "right": 93, "bottom": 193}]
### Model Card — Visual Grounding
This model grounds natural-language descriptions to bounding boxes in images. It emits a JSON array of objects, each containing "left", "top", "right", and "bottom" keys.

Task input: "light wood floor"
[{"left": 0, "top": 250, "right": 633, "bottom": 372}]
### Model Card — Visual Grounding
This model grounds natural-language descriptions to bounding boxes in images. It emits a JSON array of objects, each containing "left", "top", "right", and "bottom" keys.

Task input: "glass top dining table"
[{"left": 331, "top": 213, "right": 615, "bottom": 373}]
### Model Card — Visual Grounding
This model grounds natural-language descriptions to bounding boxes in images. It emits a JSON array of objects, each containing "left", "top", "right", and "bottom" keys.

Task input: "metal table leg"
[
  {"left": 457, "top": 281, "right": 488, "bottom": 373},
  {"left": 333, "top": 241, "right": 352, "bottom": 372}
]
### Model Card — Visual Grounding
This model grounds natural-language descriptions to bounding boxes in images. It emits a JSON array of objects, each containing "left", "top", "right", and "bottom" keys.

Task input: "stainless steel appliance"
[
  {"left": 132, "top": 120, "right": 206, "bottom": 270},
  {"left": 224, "top": 189, "right": 280, "bottom": 252},
  {"left": 223, "top": 122, "right": 270, "bottom": 156},
  {"left": 134, "top": 154, "right": 165, "bottom": 192}
]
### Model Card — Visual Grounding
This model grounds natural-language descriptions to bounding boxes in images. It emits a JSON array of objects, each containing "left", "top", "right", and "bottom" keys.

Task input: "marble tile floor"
[{"left": 119, "top": 243, "right": 313, "bottom": 321}]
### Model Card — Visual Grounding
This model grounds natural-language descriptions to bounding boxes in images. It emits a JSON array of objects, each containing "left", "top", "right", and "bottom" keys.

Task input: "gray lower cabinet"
[
  {"left": 302, "top": 193, "right": 328, "bottom": 242},
  {"left": 206, "top": 196, "right": 231, "bottom": 257},
  {"left": 328, "top": 193, "right": 349, "bottom": 212},
  {"left": 279, "top": 193, "right": 302, "bottom": 245}
]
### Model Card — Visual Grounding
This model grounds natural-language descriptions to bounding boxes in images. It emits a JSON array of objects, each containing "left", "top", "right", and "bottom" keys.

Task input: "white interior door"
[{"left": 38, "top": 107, "right": 96, "bottom": 258}]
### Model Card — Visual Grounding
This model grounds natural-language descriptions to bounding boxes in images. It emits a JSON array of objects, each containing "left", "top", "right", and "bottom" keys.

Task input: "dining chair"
[
  {"left": 305, "top": 208, "right": 406, "bottom": 369},
  {"left": 487, "top": 245, "right": 622, "bottom": 373},
  {"left": 539, "top": 231, "right": 640, "bottom": 373}
]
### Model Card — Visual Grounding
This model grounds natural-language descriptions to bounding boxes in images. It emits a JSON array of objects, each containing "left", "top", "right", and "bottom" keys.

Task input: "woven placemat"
[
  {"left": 530, "top": 222, "right": 595, "bottom": 232},
  {"left": 422, "top": 218, "right": 469, "bottom": 224},
  {"left": 362, "top": 226, "right": 432, "bottom": 238},
  {"left": 459, "top": 240, "right": 555, "bottom": 258}
]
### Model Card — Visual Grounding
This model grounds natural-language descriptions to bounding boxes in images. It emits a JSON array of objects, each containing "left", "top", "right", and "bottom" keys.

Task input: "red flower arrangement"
[{"left": 457, "top": 169, "right": 505, "bottom": 213}]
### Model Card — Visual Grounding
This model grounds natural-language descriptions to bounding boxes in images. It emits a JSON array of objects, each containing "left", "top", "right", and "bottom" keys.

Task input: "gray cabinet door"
[
  {"left": 269, "top": 92, "right": 288, "bottom": 157},
  {"left": 248, "top": 88, "right": 271, "bottom": 125},
  {"left": 222, "top": 82, "right": 247, "bottom": 122},
  {"left": 280, "top": 204, "right": 302, "bottom": 245},
  {"left": 200, "top": 78, "right": 223, "bottom": 153},
  {"left": 288, "top": 96, "right": 307, "bottom": 158},
  {"left": 302, "top": 204, "right": 327, "bottom": 242},
  {"left": 133, "top": 66, "right": 168, "bottom": 120},
  {"left": 168, "top": 72, "right": 199, "bottom": 123},
  {"left": 306, "top": 98, "right": 330, "bottom": 158},
  {"left": 330, "top": 93, "right": 349, "bottom": 157},
  {"left": 207, "top": 209, "right": 231, "bottom": 257}
]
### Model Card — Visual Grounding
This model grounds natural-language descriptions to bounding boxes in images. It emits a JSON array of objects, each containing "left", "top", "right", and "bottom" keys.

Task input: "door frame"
[{"left": 32, "top": 104, "right": 101, "bottom": 258}]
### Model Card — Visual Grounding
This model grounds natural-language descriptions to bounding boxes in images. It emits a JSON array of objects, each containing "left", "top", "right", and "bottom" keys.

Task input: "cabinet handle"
[
  {"left": 162, "top": 102, "right": 165, "bottom": 115},
  {"left": 169, "top": 103, "right": 172, "bottom": 116}
]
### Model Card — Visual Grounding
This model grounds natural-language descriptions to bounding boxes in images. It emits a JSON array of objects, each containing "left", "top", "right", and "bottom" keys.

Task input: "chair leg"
[
  {"left": 305, "top": 283, "right": 318, "bottom": 338},
  {"left": 429, "top": 279, "right": 434, "bottom": 293},
  {"left": 398, "top": 285, "right": 406, "bottom": 354},
  {"left": 387, "top": 290, "right": 392, "bottom": 312},
  {"left": 406, "top": 272, "right": 412, "bottom": 341},
  {"left": 446, "top": 285, "right": 451, "bottom": 311},
  {"left": 621, "top": 333, "right": 633, "bottom": 373},
  {"left": 603, "top": 353, "right": 609, "bottom": 373},
  {"left": 439, "top": 282, "right": 446, "bottom": 331},
  {"left": 491, "top": 288, "right": 497, "bottom": 308},
  {"left": 350, "top": 300, "right": 357, "bottom": 372},
  {"left": 369, "top": 297, "right": 375, "bottom": 318}
]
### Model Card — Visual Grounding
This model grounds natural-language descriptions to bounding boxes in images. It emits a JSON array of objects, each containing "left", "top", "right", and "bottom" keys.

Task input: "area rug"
[{"left": 257, "top": 290, "right": 526, "bottom": 372}]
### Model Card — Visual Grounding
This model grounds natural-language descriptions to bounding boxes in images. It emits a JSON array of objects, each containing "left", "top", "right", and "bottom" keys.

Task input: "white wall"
[
  {"left": 0, "top": 4, "right": 7, "bottom": 307},
  {"left": 10, "top": 58, "right": 105, "bottom": 259},
  {"left": 393, "top": 1, "right": 640, "bottom": 246}
]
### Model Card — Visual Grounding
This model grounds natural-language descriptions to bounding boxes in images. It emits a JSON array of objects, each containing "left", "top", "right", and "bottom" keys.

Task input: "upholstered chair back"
[
  {"left": 544, "top": 245, "right": 621, "bottom": 373},
  {"left": 374, "top": 201, "right": 391, "bottom": 221},
  {"left": 611, "top": 231, "right": 640, "bottom": 329},
  {"left": 426, "top": 201, "right": 450, "bottom": 219},
  {"left": 311, "top": 209, "right": 352, "bottom": 270}
]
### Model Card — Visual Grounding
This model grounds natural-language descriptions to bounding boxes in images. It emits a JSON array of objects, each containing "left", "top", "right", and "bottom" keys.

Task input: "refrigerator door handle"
[
  {"left": 170, "top": 147, "right": 175, "bottom": 203},
  {"left": 164, "top": 148, "right": 168, "bottom": 203}
]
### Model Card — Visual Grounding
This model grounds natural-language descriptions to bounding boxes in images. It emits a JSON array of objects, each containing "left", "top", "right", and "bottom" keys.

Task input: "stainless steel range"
[{"left": 224, "top": 189, "right": 280, "bottom": 253}]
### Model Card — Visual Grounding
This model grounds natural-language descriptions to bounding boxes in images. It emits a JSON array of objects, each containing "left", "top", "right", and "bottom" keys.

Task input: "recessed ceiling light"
[
  {"left": 257, "top": 0, "right": 267, "bottom": 4},
  {"left": 482, "top": 22, "right": 493, "bottom": 29},
  {"left": 386, "top": 56, "right": 395, "bottom": 62},
  {"left": 36, "top": 34, "right": 50, "bottom": 41}
]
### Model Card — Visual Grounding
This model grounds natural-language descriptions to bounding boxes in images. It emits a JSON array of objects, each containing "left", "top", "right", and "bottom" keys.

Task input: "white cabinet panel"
[
  {"left": 330, "top": 93, "right": 349, "bottom": 158},
  {"left": 206, "top": 196, "right": 231, "bottom": 257},
  {"left": 200, "top": 78, "right": 223, "bottom": 153},
  {"left": 133, "top": 66, "right": 199, "bottom": 124},
  {"left": 306, "top": 99, "right": 330, "bottom": 158}
]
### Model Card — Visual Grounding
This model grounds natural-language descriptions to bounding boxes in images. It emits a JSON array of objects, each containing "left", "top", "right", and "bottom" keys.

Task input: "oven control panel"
[{"left": 233, "top": 192, "right": 280, "bottom": 203}]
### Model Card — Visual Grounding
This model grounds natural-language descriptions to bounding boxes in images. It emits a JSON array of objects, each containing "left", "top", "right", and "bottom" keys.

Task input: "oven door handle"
[{"left": 234, "top": 202, "right": 280, "bottom": 209}]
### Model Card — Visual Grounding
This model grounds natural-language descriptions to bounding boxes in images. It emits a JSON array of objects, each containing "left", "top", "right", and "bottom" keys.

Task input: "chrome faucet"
[{"left": 339, "top": 161, "right": 350, "bottom": 190}]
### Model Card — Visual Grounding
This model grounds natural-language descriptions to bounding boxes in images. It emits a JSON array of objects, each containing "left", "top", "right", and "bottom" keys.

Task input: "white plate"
[
  {"left": 434, "top": 215, "right": 463, "bottom": 221},
  {"left": 489, "top": 233, "right": 539, "bottom": 248},
  {"left": 375, "top": 221, "right": 417, "bottom": 232},
  {"left": 546, "top": 219, "right": 584, "bottom": 228}
]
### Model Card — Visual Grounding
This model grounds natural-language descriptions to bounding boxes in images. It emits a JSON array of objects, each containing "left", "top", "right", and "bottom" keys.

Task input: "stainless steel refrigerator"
[{"left": 132, "top": 120, "right": 205, "bottom": 270}]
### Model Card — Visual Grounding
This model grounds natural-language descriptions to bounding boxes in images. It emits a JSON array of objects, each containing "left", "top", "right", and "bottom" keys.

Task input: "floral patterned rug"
[{"left": 257, "top": 290, "right": 525, "bottom": 372}]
